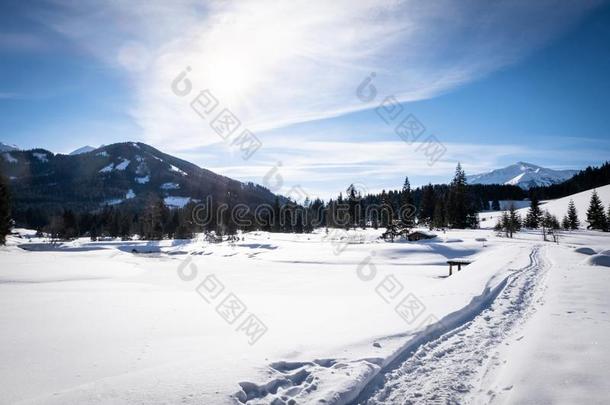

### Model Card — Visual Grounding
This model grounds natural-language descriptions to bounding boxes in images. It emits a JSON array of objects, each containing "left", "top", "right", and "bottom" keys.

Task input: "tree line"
[
  {"left": 494, "top": 189, "right": 610, "bottom": 241},
  {"left": 2, "top": 163, "right": 609, "bottom": 244}
]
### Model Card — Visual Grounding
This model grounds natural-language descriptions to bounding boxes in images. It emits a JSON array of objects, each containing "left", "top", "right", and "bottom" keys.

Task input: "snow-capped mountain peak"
[
  {"left": 0, "top": 142, "right": 19, "bottom": 152},
  {"left": 69, "top": 145, "right": 96, "bottom": 155},
  {"left": 467, "top": 161, "right": 578, "bottom": 189}
]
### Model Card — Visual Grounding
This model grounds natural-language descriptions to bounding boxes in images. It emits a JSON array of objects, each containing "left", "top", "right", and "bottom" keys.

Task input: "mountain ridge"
[
  {"left": 0, "top": 141, "right": 278, "bottom": 214},
  {"left": 467, "top": 161, "right": 577, "bottom": 189}
]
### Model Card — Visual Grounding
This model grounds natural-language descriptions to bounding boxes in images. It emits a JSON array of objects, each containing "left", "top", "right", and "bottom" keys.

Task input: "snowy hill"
[
  {"left": 468, "top": 162, "right": 577, "bottom": 189},
  {"left": 0, "top": 141, "right": 278, "bottom": 211},
  {"left": 69, "top": 145, "right": 96, "bottom": 155},
  {"left": 480, "top": 184, "right": 610, "bottom": 229},
  {"left": 0, "top": 142, "right": 19, "bottom": 152}
]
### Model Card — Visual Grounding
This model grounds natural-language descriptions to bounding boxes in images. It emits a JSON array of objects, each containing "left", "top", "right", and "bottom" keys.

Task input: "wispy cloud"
[
  {"left": 36, "top": 0, "right": 603, "bottom": 152},
  {"left": 0, "top": 92, "right": 21, "bottom": 100}
]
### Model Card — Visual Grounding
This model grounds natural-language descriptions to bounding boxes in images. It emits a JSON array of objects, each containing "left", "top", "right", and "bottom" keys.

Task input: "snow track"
[
  {"left": 233, "top": 246, "right": 548, "bottom": 405},
  {"left": 352, "top": 245, "right": 547, "bottom": 404}
]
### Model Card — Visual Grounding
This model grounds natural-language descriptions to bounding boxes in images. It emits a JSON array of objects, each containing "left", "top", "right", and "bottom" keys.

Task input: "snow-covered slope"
[
  {"left": 480, "top": 184, "right": 610, "bottom": 228},
  {"left": 0, "top": 142, "right": 19, "bottom": 152},
  {"left": 69, "top": 145, "right": 96, "bottom": 155},
  {"left": 468, "top": 162, "right": 577, "bottom": 189}
]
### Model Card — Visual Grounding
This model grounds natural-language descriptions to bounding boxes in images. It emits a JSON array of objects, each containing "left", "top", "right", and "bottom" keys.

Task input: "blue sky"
[{"left": 1, "top": 1, "right": 609, "bottom": 199}]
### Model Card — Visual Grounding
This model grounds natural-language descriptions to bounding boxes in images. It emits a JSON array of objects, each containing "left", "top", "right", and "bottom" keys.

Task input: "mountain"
[
  {"left": 467, "top": 162, "right": 578, "bottom": 189},
  {"left": 0, "top": 141, "right": 278, "bottom": 213},
  {"left": 69, "top": 145, "right": 96, "bottom": 155},
  {"left": 0, "top": 142, "right": 19, "bottom": 152}
]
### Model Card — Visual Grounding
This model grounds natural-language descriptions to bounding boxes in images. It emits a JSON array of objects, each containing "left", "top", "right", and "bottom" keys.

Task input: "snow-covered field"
[
  {"left": 1, "top": 190, "right": 610, "bottom": 404},
  {"left": 480, "top": 184, "right": 610, "bottom": 229}
]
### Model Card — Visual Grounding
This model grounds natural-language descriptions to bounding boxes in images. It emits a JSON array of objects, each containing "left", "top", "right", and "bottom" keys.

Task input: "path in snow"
[{"left": 352, "top": 245, "right": 547, "bottom": 404}]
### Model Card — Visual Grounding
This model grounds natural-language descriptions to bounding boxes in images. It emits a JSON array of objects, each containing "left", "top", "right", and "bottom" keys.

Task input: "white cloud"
[{"left": 38, "top": 0, "right": 603, "bottom": 152}]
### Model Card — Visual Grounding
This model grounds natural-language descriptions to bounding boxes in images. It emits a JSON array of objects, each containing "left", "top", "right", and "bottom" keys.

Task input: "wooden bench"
[{"left": 447, "top": 259, "right": 473, "bottom": 276}]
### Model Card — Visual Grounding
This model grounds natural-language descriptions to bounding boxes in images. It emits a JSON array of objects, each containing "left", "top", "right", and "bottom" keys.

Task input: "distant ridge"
[
  {"left": 0, "top": 141, "right": 279, "bottom": 212},
  {"left": 467, "top": 162, "right": 577, "bottom": 189},
  {"left": 69, "top": 145, "right": 96, "bottom": 155},
  {"left": 0, "top": 142, "right": 19, "bottom": 152}
]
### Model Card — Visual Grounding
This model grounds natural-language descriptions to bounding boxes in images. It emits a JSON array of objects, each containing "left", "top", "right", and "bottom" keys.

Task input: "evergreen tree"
[
  {"left": 432, "top": 198, "right": 446, "bottom": 229},
  {"left": 272, "top": 197, "right": 281, "bottom": 232},
  {"left": 561, "top": 215, "right": 570, "bottom": 230},
  {"left": 524, "top": 195, "right": 542, "bottom": 229},
  {"left": 418, "top": 184, "right": 435, "bottom": 227},
  {"left": 167, "top": 211, "right": 180, "bottom": 239},
  {"left": 381, "top": 222, "right": 399, "bottom": 242},
  {"left": 399, "top": 177, "right": 415, "bottom": 231},
  {"left": 586, "top": 190, "right": 608, "bottom": 231},
  {"left": 346, "top": 184, "right": 360, "bottom": 229},
  {"left": 500, "top": 204, "right": 521, "bottom": 238},
  {"left": 62, "top": 210, "right": 79, "bottom": 239},
  {"left": 491, "top": 199, "right": 501, "bottom": 211},
  {"left": 446, "top": 163, "right": 470, "bottom": 228},
  {"left": 380, "top": 190, "right": 391, "bottom": 229},
  {"left": 542, "top": 211, "right": 561, "bottom": 242},
  {"left": 566, "top": 199, "right": 580, "bottom": 230},
  {"left": 0, "top": 173, "right": 10, "bottom": 245},
  {"left": 141, "top": 195, "right": 168, "bottom": 240},
  {"left": 497, "top": 211, "right": 509, "bottom": 236}
]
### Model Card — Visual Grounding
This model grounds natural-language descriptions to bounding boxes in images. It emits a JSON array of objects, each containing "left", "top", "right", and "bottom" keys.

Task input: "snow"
[
  {"left": 104, "top": 189, "right": 136, "bottom": 205},
  {"left": 115, "top": 158, "right": 130, "bottom": 171},
  {"left": 104, "top": 197, "right": 123, "bottom": 205},
  {"left": 135, "top": 175, "right": 150, "bottom": 184},
  {"left": 161, "top": 182, "right": 180, "bottom": 190},
  {"left": 468, "top": 161, "right": 577, "bottom": 189},
  {"left": 170, "top": 164, "right": 188, "bottom": 176},
  {"left": 575, "top": 246, "right": 597, "bottom": 255},
  {"left": 0, "top": 142, "right": 19, "bottom": 152},
  {"left": 585, "top": 254, "right": 610, "bottom": 267},
  {"left": 69, "top": 146, "right": 95, "bottom": 155},
  {"left": 99, "top": 159, "right": 130, "bottom": 173},
  {"left": 506, "top": 171, "right": 526, "bottom": 185},
  {"left": 96, "top": 151, "right": 109, "bottom": 157},
  {"left": 2, "top": 190, "right": 610, "bottom": 404},
  {"left": 164, "top": 196, "right": 191, "bottom": 207},
  {"left": 480, "top": 184, "right": 610, "bottom": 229},
  {"left": 99, "top": 163, "right": 114, "bottom": 173},
  {"left": 33, "top": 152, "right": 49, "bottom": 162},
  {"left": 479, "top": 237, "right": 610, "bottom": 404},
  {"left": 2, "top": 152, "right": 18, "bottom": 163}
]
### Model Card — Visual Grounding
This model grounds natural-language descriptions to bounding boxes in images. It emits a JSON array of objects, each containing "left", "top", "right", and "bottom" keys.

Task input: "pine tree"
[
  {"left": 432, "top": 198, "right": 446, "bottom": 229},
  {"left": 62, "top": 210, "right": 79, "bottom": 239},
  {"left": 524, "top": 195, "right": 542, "bottom": 229},
  {"left": 346, "top": 184, "right": 361, "bottom": 229},
  {"left": 380, "top": 190, "right": 391, "bottom": 229},
  {"left": 418, "top": 184, "right": 435, "bottom": 227},
  {"left": 399, "top": 177, "right": 415, "bottom": 232},
  {"left": 141, "top": 195, "right": 168, "bottom": 240},
  {"left": 586, "top": 190, "right": 608, "bottom": 231},
  {"left": 503, "top": 204, "right": 521, "bottom": 238},
  {"left": 566, "top": 199, "right": 580, "bottom": 230},
  {"left": 0, "top": 173, "right": 10, "bottom": 245},
  {"left": 542, "top": 211, "right": 561, "bottom": 242},
  {"left": 561, "top": 215, "right": 570, "bottom": 230},
  {"left": 491, "top": 199, "right": 501, "bottom": 211},
  {"left": 446, "top": 163, "right": 471, "bottom": 228},
  {"left": 272, "top": 197, "right": 281, "bottom": 232}
]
